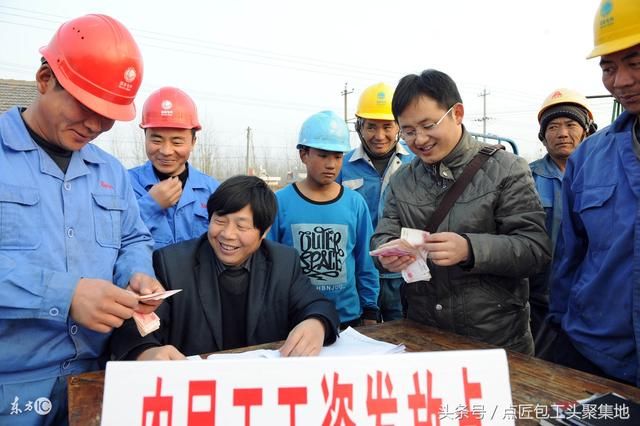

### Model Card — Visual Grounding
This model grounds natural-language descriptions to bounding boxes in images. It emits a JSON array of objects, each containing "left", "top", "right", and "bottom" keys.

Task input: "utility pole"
[
  {"left": 245, "top": 126, "right": 251, "bottom": 175},
  {"left": 340, "top": 82, "right": 354, "bottom": 123},
  {"left": 475, "top": 88, "right": 491, "bottom": 142}
]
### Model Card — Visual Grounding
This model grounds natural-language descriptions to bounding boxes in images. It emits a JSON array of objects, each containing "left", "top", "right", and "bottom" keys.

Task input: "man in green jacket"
[{"left": 371, "top": 69, "right": 551, "bottom": 354}]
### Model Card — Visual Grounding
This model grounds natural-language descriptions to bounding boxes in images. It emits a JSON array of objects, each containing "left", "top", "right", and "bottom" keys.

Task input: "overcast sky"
[{"left": 0, "top": 0, "right": 609, "bottom": 165}]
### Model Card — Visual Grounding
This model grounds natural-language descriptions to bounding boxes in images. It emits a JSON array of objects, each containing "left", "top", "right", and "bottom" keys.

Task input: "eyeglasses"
[{"left": 400, "top": 105, "right": 456, "bottom": 142}]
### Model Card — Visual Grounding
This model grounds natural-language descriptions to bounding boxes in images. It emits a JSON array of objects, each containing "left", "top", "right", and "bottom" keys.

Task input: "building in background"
[{"left": 0, "top": 79, "right": 37, "bottom": 113}]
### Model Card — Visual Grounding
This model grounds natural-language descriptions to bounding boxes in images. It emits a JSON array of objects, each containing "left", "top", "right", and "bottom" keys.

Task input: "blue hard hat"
[{"left": 297, "top": 110, "right": 351, "bottom": 153}]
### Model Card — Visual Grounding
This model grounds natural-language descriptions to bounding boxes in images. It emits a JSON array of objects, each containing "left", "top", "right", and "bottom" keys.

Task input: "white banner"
[{"left": 102, "top": 349, "right": 513, "bottom": 425}]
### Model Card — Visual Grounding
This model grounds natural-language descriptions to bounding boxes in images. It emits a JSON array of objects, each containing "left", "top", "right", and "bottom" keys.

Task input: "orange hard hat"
[
  {"left": 39, "top": 14, "right": 143, "bottom": 121},
  {"left": 537, "top": 88, "right": 598, "bottom": 140},
  {"left": 140, "top": 87, "right": 201, "bottom": 130},
  {"left": 537, "top": 88, "right": 594, "bottom": 123}
]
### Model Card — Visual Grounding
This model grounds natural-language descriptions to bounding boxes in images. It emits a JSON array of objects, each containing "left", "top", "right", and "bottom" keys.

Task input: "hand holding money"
[
  {"left": 70, "top": 278, "right": 140, "bottom": 334},
  {"left": 422, "top": 231, "right": 470, "bottom": 266},
  {"left": 399, "top": 228, "right": 431, "bottom": 283},
  {"left": 370, "top": 237, "right": 418, "bottom": 273},
  {"left": 370, "top": 228, "right": 432, "bottom": 283},
  {"left": 127, "top": 273, "right": 165, "bottom": 314},
  {"left": 132, "top": 289, "right": 183, "bottom": 337}
]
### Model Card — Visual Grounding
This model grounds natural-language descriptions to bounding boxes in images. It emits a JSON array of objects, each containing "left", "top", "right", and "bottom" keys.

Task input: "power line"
[
  {"left": 2, "top": 5, "right": 584, "bottom": 113},
  {"left": 0, "top": 7, "right": 403, "bottom": 81},
  {"left": 1, "top": 7, "right": 553, "bottom": 116}
]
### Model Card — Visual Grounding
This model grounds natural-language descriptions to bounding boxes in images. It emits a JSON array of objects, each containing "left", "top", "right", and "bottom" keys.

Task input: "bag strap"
[{"left": 426, "top": 145, "right": 504, "bottom": 233}]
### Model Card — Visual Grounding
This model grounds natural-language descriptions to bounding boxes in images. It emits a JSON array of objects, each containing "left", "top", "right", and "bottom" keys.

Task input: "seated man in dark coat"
[{"left": 111, "top": 175, "right": 340, "bottom": 360}]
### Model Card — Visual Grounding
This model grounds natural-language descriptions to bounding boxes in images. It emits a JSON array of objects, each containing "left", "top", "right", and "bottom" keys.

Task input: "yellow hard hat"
[
  {"left": 538, "top": 88, "right": 594, "bottom": 123},
  {"left": 355, "top": 82, "right": 395, "bottom": 121},
  {"left": 588, "top": 0, "right": 640, "bottom": 58}
]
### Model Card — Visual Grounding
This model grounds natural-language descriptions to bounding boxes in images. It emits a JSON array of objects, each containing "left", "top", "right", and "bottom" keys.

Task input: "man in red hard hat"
[
  {"left": 0, "top": 14, "right": 164, "bottom": 424},
  {"left": 129, "top": 87, "right": 220, "bottom": 249}
]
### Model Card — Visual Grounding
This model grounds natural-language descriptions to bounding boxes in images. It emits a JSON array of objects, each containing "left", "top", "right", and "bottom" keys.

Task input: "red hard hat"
[
  {"left": 39, "top": 14, "right": 143, "bottom": 121},
  {"left": 140, "top": 87, "right": 202, "bottom": 130}
]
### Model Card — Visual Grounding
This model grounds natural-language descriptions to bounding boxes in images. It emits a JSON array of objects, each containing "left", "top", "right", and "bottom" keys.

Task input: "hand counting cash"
[
  {"left": 133, "top": 289, "right": 182, "bottom": 337},
  {"left": 400, "top": 228, "right": 432, "bottom": 283}
]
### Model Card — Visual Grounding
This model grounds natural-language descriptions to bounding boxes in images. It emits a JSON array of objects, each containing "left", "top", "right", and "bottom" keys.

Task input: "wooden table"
[{"left": 68, "top": 319, "right": 640, "bottom": 425}]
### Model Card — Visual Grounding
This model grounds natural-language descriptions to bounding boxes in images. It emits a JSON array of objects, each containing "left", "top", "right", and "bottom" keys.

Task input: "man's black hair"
[
  {"left": 392, "top": 69, "right": 463, "bottom": 119},
  {"left": 40, "top": 58, "right": 64, "bottom": 91},
  {"left": 206, "top": 175, "right": 277, "bottom": 236}
]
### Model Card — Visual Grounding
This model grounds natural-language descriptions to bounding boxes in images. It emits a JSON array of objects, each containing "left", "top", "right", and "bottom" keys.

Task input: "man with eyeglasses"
[
  {"left": 338, "top": 82, "right": 414, "bottom": 322},
  {"left": 371, "top": 69, "right": 550, "bottom": 355}
]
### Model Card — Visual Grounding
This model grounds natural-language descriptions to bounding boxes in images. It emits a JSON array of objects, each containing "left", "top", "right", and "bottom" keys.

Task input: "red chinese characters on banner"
[
  {"left": 278, "top": 387, "right": 308, "bottom": 426},
  {"left": 137, "top": 368, "right": 489, "bottom": 425},
  {"left": 142, "top": 377, "right": 173, "bottom": 426},
  {"left": 408, "top": 370, "right": 443, "bottom": 426},
  {"left": 322, "top": 372, "right": 355, "bottom": 426},
  {"left": 366, "top": 370, "right": 398, "bottom": 425},
  {"left": 187, "top": 380, "right": 216, "bottom": 426},
  {"left": 459, "top": 368, "right": 483, "bottom": 426},
  {"left": 233, "top": 388, "right": 263, "bottom": 426}
]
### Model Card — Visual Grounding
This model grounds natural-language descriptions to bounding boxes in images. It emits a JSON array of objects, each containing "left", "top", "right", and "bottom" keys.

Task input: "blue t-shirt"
[{"left": 268, "top": 183, "right": 379, "bottom": 323}]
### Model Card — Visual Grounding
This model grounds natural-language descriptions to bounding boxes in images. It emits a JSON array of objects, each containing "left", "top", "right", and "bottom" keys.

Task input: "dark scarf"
[
  {"left": 362, "top": 142, "right": 396, "bottom": 176},
  {"left": 153, "top": 163, "right": 190, "bottom": 189}
]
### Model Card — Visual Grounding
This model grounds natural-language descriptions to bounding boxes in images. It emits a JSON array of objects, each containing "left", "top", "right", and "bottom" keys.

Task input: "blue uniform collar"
[
  {"left": 611, "top": 111, "right": 637, "bottom": 133},
  {"left": 530, "top": 154, "right": 563, "bottom": 180},
  {"left": 2, "top": 107, "right": 105, "bottom": 180},
  {"left": 3, "top": 108, "right": 104, "bottom": 161},
  {"left": 2, "top": 108, "right": 37, "bottom": 152},
  {"left": 349, "top": 140, "right": 410, "bottom": 163}
]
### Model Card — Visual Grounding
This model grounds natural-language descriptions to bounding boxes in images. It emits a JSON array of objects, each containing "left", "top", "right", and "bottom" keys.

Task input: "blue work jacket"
[
  {"left": 550, "top": 111, "right": 640, "bottom": 385},
  {"left": 530, "top": 154, "right": 564, "bottom": 250},
  {"left": 529, "top": 154, "right": 564, "bottom": 306},
  {"left": 338, "top": 142, "right": 413, "bottom": 280},
  {"left": 0, "top": 107, "right": 154, "bottom": 423},
  {"left": 129, "top": 161, "right": 219, "bottom": 249},
  {"left": 338, "top": 141, "right": 413, "bottom": 230}
]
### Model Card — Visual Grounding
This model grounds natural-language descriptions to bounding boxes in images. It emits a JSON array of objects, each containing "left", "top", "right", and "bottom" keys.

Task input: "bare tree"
[
  {"left": 191, "top": 137, "right": 218, "bottom": 178},
  {"left": 109, "top": 123, "right": 146, "bottom": 168},
  {"left": 96, "top": 122, "right": 145, "bottom": 168},
  {"left": 191, "top": 118, "right": 230, "bottom": 180}
]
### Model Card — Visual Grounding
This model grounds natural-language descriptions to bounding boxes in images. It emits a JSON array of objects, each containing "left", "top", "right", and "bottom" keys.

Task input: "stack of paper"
[
  {"left": 204, "top": 327, "right": 405, "bottom": 360},
  {"left": 132, "top": 312, "right": 160, "bottom": 337},
  {"left": 320, "top": 327, "right": 405, "bottom": 356},
  {"left": 132, "top": 289, "right": 182, "bottom": 337}
]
